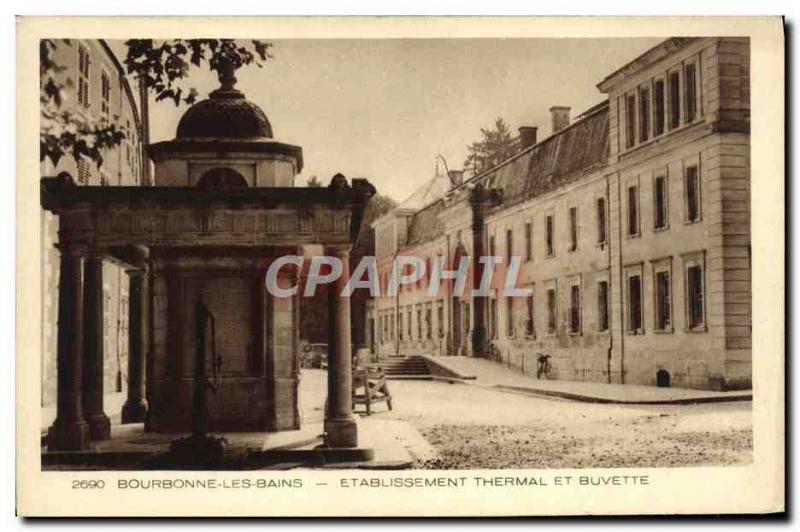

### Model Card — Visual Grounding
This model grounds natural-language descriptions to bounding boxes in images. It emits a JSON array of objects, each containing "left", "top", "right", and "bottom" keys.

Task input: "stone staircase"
[{"left": 372, "top": 356, "right": 432, "bottom": 380}]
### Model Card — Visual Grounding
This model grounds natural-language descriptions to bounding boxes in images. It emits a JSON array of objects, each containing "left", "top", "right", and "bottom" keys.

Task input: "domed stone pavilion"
[{"left": 41, "top": 63, "right": 374, "bottom": 455}]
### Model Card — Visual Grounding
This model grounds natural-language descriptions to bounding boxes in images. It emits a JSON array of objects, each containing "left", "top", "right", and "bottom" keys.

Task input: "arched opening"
[
  {"left": 656, "top": 369, "right": 671, "bottom": 388},
  {"left": 196, "top": 167, "right": 249, "bottom": 190}
]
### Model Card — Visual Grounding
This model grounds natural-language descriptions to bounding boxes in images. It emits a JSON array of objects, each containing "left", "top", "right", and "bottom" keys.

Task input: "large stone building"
[
  {"left": 368, "top": 37, "right": 751, "bottom": 391},
  {"left": 40, "top": 40, "right": 146, "bottom": 406}
]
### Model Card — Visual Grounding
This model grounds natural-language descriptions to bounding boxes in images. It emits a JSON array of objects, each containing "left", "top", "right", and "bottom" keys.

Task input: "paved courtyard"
[{"left": 302, "top": 369, "right": 753, "bottom": 469}]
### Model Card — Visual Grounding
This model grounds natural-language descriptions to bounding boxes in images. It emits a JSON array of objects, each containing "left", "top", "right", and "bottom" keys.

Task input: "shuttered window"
[{"left": 77, "top": 45, "right": 90, "bottom": 108}]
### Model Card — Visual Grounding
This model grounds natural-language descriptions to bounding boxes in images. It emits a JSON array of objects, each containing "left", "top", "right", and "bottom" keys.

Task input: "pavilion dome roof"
[{"left": 176, "top": 68, "right": 273, "bottom": 139}]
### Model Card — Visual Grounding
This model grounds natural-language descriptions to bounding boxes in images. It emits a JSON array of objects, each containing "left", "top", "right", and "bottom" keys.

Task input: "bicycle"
[{"left": 536, "top": 352, "right": 552, "bottom": 380}]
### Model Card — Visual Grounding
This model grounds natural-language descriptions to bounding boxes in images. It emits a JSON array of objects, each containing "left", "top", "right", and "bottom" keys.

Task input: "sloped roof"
[
  {"left": 481, "top": 101, "right": 609, "bottom": 210},
  {"left": 397, "top": 173, "right": 452, "bottom": 211},
  {"left": 406, "top": 199, "right": 447, "bottom": 248},
  {"left": 401, "top": 101, "right": 610, "bottom": 249}
]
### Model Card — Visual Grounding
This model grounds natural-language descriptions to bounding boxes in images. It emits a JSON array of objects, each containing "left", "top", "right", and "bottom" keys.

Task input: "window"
[
  {"left": 569, "top": 285, "right": 581, "bottom": 334},
  {"left": 638, "top": 86, "right": 650, "bottom": 143},
  {"left": 686, "top": 264, "right": 705, "bottom": 329},
  {"left": 524, "top": 222, "right": 532, "bottom": 262},
  {"left": 625, "top": 93, "right": 636, "bottom": 149},
  {"left": 407, "top": 308, "right": 412, "bottom": 338},
  {"left": 77, "top": 158, "right": 90, "bottom": 184},
  {"left": 545, "top": 214, "right": 555, "bottom": 257},
  {"left": 398, "top": 312, "right": 404, "bottom": 340},
  {"left": 437, "top": 301, "right": 444, "bottom": 338},
  {"left": 390, "top": 311, "right": 395, "bottom": 341},
  {"left": 684, "top": 63, "right": 697, "bottom": 123},
  {"left": 654, "top": 175, "right": 668, "bottom": 229},
  {"left": 546, "top": 288, "right": 557, "bottom": 334},
  {"left": 506, "top": 298, "right": 514, "bottom": 337},
  {"left": 489, "top": 234, "right": 496, "bottom": 257},
  {"left": 101, "top": 71, "right": 111, "bottom": 117},
  {"left": 526, "top": 292, "right": 535, "bottom": 337},
  {"left": 653, "top": 79, "right": 665, "bottom": 136},
  {"left": 627, "top": 185, "right": 639, "bottom": 236},
  {"left": 506, "top": 229, "right": 513, "bottom": 264},
  {"left": 596, "top": 197, "right": 607, "bottom": 244},
  {"left": 627, "top": 274, "right": 643, "bottom": 332},
  {"left": 77, "top": 45, "right": 90, "bottom": 108},
  {"left": 655, "top": 270, "right": 672, "bottom": 330},
  {"left": 425, "top": 304, "right": 432, "bottom": 340},
  {"left": 417, "top": 306, "right": 422, "bottom": 340},
  {"left": 597, "top": 281, "right": 609, "bottom": 332},
  {"left": 568, "top": 206, "right": 578, "bottom": 252},
  {"left": 685, "top": 165, "right": 701, "bottom": 222},
  {"left": 668, "top": 71, "right": 681, "bottom": 129}
]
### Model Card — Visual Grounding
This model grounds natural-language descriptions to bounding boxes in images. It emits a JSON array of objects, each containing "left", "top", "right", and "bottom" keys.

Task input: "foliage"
[
  {"left": 40, "top": 38, "right": 272, "bottom": 170},
  {"left": 462, "top": 117, "right": 516, "bottom": 176},
  {"left": 40, "top": 39, "right": 127, "bottom": 169},
  {"left": 123, "top": 39, "right": 272, "bottom": 106},
  {"left": 305, "top": 175, "right": 323, "bottom": 188}
]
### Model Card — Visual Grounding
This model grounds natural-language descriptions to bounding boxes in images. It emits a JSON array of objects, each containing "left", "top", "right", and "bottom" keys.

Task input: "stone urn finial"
[{"left": 216, "top": 59, "right": 237, "bottom": 92}]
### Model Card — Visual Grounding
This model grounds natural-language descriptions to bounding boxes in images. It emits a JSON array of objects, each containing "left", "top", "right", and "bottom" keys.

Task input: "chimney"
[
  {"left": 518, "top": 126, "right": 538, "bottom": 149},
  {"left": 447, "top": 170, "right": 464, "bottom": 186},
  {"left": 549, "top": 106, "right": 571, "bottom": 134}
]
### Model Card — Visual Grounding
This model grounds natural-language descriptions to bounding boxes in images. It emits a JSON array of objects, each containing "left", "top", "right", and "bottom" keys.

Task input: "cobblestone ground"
[{"left": 374, "top": 380, "right": 752, "bottom": 469}]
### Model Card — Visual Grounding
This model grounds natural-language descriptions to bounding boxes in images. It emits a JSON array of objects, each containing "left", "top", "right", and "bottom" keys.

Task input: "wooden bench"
[{"left": 352, "top": 367, "right": 393, "bottom": 415}]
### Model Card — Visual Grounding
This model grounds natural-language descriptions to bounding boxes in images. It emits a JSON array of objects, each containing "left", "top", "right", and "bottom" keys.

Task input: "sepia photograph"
[{"left": 15, "top": 15, "right": 784, "bottom": 517}]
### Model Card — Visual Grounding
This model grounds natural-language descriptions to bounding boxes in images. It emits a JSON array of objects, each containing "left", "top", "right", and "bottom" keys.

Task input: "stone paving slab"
[
  {"left": 422, "top": 356, "right": 752, "bottom": 405},
  {"left": 42, "top": 369, "right": 426, "bottom": 470}
]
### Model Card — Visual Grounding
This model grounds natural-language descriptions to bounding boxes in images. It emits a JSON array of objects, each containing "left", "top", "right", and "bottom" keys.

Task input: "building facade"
[
  {"left": 368, "top": 37, "right": 751, "bottom": 391},
  {"left": 40, "top": 40, "right": 146, "bottom": 405}
]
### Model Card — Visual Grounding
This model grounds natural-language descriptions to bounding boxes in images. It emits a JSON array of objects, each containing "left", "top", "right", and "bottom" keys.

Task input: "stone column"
[
  {"left": 121, "top": 268, "right": 148, "bottom": 423},
  {"left": 469, "top": 190, "right": 488, "bottom": 358},
  {"left": 82, "top": 252, "right": 111, "bottom": 441},
  {"left": 47, "top": 244, "right": 90, "bottom": 451},
  {"left": 324, "top": 246, "right": 358, "bottom": 448}
]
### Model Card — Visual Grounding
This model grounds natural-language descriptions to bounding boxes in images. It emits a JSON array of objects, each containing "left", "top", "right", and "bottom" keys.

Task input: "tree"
[
  {"left": 305, "top": 175, "right": 323, "bottom": 188},
  {"left": 40, "top": 39, "right": 272, "bottom": 170},
  {"left": 462, "top": 117, "right": 516, "bottom": 176}
]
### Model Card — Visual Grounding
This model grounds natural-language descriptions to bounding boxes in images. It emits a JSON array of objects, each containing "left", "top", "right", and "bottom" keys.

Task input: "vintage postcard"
[{"left": 16, "top": 16, "right": 784, "bottom": 516}]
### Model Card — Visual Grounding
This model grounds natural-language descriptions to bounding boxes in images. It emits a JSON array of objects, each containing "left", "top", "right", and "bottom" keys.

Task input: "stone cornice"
[
  {"left": 147, "top": 139, "right": 304, "bottom": 172},
  {"left": 597, "top": 37, "right": 700, "bottom": 93}
]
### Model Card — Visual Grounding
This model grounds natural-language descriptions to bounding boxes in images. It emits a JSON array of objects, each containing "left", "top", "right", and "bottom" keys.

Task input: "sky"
[{"left": 111, "top": 38, "right": 662, "bottom": 203}]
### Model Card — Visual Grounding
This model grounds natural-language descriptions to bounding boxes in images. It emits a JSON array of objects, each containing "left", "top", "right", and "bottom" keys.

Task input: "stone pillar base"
[
  {"left": 84, "top": 413, "right": 111, "bottom": 441},
  {"left": 324, "top": 418, "right": 358, "bottom": 448},
  {"left": 47, "top": 419, "right": 90, "bottom": 451},
  {"left": 121, "top": 400, "right": 148, "bottom": 424}
]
